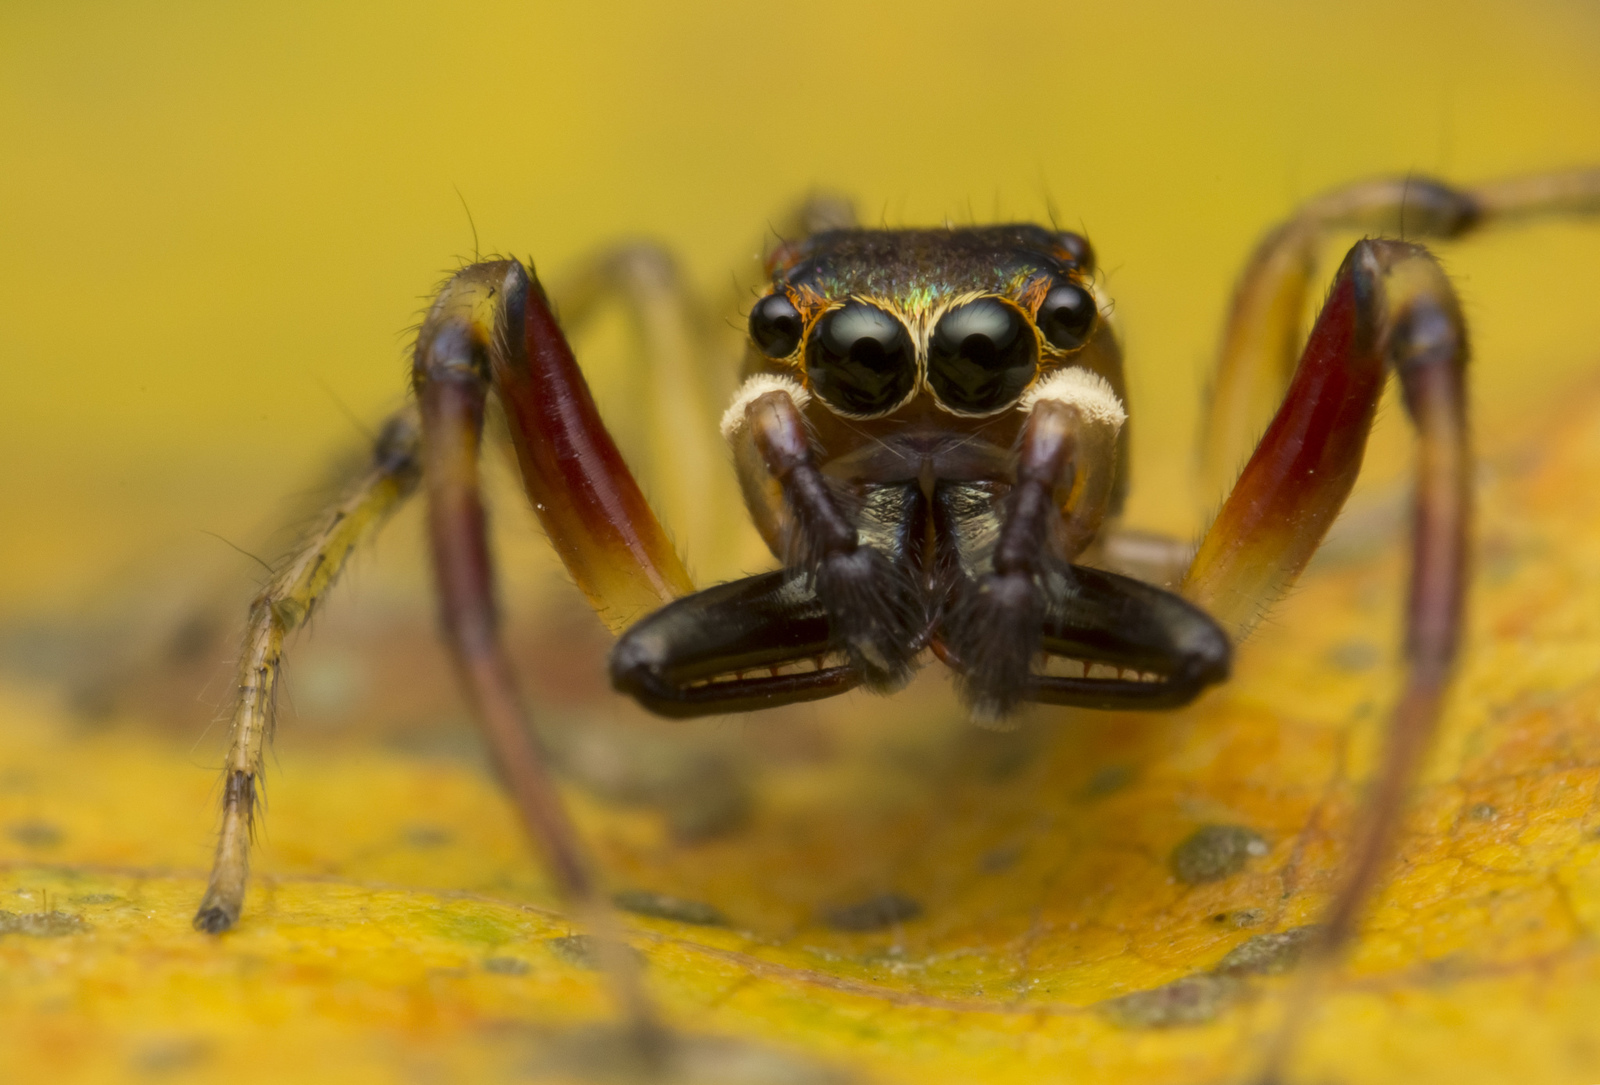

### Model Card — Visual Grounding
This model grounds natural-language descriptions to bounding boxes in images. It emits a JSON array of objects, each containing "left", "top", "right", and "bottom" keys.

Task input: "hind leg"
[
  {"left": 1200, "top": 167, "right": 1600, "bottom": 496},
  {"left": 194, "top": 411, "right": 422, "bottom": 932}
]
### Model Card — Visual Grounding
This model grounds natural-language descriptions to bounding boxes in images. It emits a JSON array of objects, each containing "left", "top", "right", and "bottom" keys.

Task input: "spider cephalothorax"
[{"left": 613, "top": 224, "right": 1229, "bottom": 722}]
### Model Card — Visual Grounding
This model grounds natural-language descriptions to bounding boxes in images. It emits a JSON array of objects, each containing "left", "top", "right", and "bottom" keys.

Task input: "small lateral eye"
[
  {"left": 928, "top": 297, "right": 1036, "bottom": 414},
  {"left": 1037, "top": 282, "right": 1097, "bottom": 351},
  {"left": 749, "top": 292, "right": 803, "bottom": 358},
  {"left": 1057, "top": 232, "right": 1094, "bottom": 271},
  {"left": 805, "top": 301, "right": 916, "bottom": 415}
]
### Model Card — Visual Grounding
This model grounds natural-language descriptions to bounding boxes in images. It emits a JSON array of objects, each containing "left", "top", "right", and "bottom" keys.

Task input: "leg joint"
[
  {"left": 222, "top": 770, "right": 258, "bottom": 835},
  {"left": 412, "top": 259, "right": 528, "bottom": 388},
  {"left": 372, "top": 410, "right": 422, "bottom": 479}
]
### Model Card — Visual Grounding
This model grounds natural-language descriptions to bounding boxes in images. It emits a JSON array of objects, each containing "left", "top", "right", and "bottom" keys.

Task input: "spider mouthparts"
[
  {"left": 1033, "top": 654, "right": 1165, "bottom": 683},
  {"left": 682, "top": 650, "right": 852, "bottom": 690}
]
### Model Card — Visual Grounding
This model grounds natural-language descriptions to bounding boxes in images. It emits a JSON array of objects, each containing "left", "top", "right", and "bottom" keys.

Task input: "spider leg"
[
  {"left": 1181, "top": 240, "right": 1469, "bottom": 1084},
  {"left": 466, "top": 260, "right": 696, "bottom": 629},
  {"left": 193, "top": 411, "right": 422, "bottom": 933},
  {"left": 536, "top": 201, "right": 862, "bottom": 584},
  {"left": 413, "top": 260, "right": 670, "bottom": 1060},
  {"left": 549, "top": 244, "right": 746, "bottom": 576},
  {"left": 1201, "top": 166, "right": 1600, "bottom": 494}
]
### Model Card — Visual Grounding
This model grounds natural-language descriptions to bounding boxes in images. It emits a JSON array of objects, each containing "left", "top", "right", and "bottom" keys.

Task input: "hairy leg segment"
[
  {"left": 193, "top": 412, "right": 422, "bottom": 933},
  {"left": 196, "top": 258, "right": 700, "bottom": 1059}
]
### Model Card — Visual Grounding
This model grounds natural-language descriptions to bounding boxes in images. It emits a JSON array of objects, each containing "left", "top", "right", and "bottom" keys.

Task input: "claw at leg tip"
[{"left": 192, "top": 905, "right": 237, "bottom": 935}]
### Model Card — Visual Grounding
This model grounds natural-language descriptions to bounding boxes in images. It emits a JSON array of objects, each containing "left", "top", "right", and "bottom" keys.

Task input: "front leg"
[
  {"left": 1181, "top": 240, "right": 1469, "bottom": 1084},
  {"left": 413, "top": 260, "right": 668, "bottom": 1059},
  {"left": 474, "top": 260, "right": 696, "bottom": 630}
]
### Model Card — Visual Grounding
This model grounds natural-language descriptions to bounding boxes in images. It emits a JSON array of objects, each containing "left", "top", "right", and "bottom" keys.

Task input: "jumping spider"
[{"left": 192, "top": 169, "right": 1600, "bottom": 1079}]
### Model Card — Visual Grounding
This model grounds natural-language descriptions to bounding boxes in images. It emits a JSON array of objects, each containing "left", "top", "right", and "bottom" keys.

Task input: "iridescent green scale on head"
[{"left": 778, "top": 223, "right": 1090, "bottom": 303}]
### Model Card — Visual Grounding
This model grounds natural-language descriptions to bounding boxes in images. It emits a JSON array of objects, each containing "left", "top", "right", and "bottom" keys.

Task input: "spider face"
[
  {"left": 617, "top": 223, "right": 1230, "bottom": 721},
  {"left": 742, "top": 229, "right": 1126, "bottom": 518},
  {"left": 751, "top": 225, "right": 1102, "bottom": 420},
  {"left": 738, "top": 226, "right": 1128, "bottom": 503}
]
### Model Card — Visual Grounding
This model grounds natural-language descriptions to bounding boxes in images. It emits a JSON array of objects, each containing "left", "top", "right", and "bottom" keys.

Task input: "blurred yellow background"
[
  {"left": 4, "top": 0, "right": 1600, "bottom": 613},
  {"left": 5, "top": 3, "right": 1600, "bottom": 1084}
]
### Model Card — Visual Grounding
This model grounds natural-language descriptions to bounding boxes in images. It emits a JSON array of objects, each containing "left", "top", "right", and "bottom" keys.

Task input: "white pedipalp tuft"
[
  {"left": 719, "top": 374, "right": 812, "bottom": 441},
  {"left": 1020, "top": 367, "right": 1128, "bottom": 431}
]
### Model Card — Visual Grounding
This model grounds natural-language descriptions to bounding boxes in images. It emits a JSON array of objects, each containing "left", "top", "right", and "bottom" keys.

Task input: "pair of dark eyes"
[{"left": 748, "top": 284, "right": 1097, "bottom": 415}]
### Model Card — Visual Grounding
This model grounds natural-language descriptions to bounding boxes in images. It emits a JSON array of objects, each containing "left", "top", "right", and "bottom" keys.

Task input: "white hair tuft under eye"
[
  {"left": 720, "top": 374, "right": 812, "bottom": 440},
  {"left": 1020, "top": 367, "right": 1127, "bottom": 430}
]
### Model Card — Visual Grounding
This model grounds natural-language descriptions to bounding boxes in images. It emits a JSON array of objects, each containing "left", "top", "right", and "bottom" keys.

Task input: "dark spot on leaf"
[
  {"left": 483, "top": 956, "right": 530, "bottom": 975},
  {"left": 0, "top": 910, "right": 87, "bottom": 936},
  {"left": 1171, "top": 825, "right": 1268, "bottom": 884},
  {"left": 1098, "top": 974, "right": 1246, "bottom": 1028},
  {"left": 1211, "top": 926, "right": 1323, "bottom": 976},
  {"left": 7, "top": 819, "right": 63, "bottom": 849},
  {"left": 131, "top": 1036, "right": 212, "bottom": 1073},
  {"left": 167, "top": 614, "right": 221, "bottom": 665},
  {"left": 1080, "top": 764, "right": 1134, "bottom": 799},
  {"left": 612, "top": 889, "right": 727, "bottom": 926},
  {"left": 403, "top": 825, "right": 452, "bottom": 848},
  {"left": 544, "top": 934, "right": 645, "bottom": 971},
  {"left": 821, "top": 893, "right": 922, "bottom": 932},
  {"left": 434, "top": 911, "right": 514, "bottom": 946},
  {"left": 1327, "top": 639, "right": 1380, "bottom": 671},
  {"left": 967, "top": 726, "right": 1038, "bottom": 781},
  {"left": 1208, "top": 908, "right": 1265, "bottom": 929},
  {"left": 979, "top": 844, "right": 1022, "bottom": 873},
  {"left": 664, "top": 773, "right": 752, "bottom": 842},
  {"left": 1424, "top": 953, "right": 1475, "bottom": 982}
]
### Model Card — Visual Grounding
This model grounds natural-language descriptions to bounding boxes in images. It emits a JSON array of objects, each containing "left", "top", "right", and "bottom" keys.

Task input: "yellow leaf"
[{"left": 6, "top": 377, "right": 1600, "bottom": 1082}]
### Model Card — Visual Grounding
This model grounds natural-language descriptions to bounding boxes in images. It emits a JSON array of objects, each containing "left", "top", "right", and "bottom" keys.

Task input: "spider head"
[{"left": 748, "top": 226, "right": 1105, "bottom": 421}]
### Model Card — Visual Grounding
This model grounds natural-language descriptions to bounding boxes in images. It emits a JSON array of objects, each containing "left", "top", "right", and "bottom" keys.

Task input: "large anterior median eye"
[
  {"left": 805, "top": 301, "right": 916, "bottom": 416},
  {"left": 927, "top": 297, "right": 1037, "bottom": 414}
]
